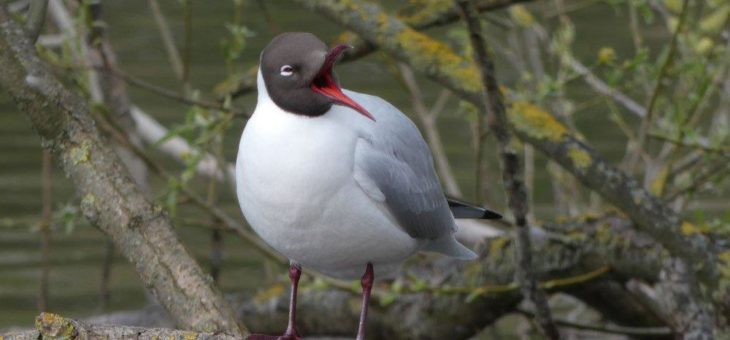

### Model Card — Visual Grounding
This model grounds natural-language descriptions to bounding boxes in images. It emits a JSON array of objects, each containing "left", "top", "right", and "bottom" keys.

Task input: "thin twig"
[
  {"left": 98, "top": 240, "right": 113, "bottom": 311},
  {"left": 181, "top": 0, "right": 192, "bottom": 96},
  {"left": 101, "top": 66, "right": 249, "bottom": 118},
  {"left": 24, "top": 0, "right": 48, "bottom": 42},
  {"left": 396, "top": 63, "right": 462, "bottom": 196},
  {"left": 648, "top": 133, "right": 730, "bottom": 157},
  {"left": 37, "top": 149, "right": 52, "bottom": 313},
  {"left": 455, "top": 1, "right": 560, "bottom": 339},
  {"left": 323, "top": 264, "right": 610, "bottom": 298},
  {"left": 147, "top": 0, "right": 184, "bottom": 79},
  {"left": 517, "top": 309, "right": 672, "bottom": 336},
  {"left": 633, "top": 0, "right": 690, "bottom": 167},
  {"left": 665, "top": 161, "right": 729, "bottom": 201}
]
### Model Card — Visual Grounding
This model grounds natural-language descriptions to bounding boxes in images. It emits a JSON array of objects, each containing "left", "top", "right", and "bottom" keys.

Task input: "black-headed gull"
[{"left": 236, "top": 32, "right": 500, "bottom": 340}]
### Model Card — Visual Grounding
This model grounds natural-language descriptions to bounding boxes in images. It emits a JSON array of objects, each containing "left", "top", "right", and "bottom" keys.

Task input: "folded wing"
[{"left": 350, "top": 92, "right": 455, "bottom": 240}]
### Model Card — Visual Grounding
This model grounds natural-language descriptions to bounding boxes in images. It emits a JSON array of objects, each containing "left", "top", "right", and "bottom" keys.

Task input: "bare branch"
[
  {"left": 148, "top": 0, "right": 184, "bottom": 80},
  {"left": 396, "top": 63, "right": 461, "bottom": 196},
  {"left": 37, "top": 149, "right": 51, "bottom": 312},
  {"left": 517, "top": 309, "right": 671, "bottom": 336},
  {"left": 633, "top": 0, "right": 690, "bottom": 165},
  {"left": 455, "top": 1, "right": 559, "bottom": 338},
  {"left": 24, "top": 0, "right": 47, "bottom": 42}
]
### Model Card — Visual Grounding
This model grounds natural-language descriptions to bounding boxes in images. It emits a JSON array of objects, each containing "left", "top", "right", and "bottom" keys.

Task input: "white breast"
[{"left": 235, "top": 74, "right": 419, "bottom": 279}]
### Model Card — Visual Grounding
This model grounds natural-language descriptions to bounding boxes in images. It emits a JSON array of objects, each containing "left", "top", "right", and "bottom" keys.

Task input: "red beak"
[{"left": 311, "top": 44, "right": 375, "bottom": 121}]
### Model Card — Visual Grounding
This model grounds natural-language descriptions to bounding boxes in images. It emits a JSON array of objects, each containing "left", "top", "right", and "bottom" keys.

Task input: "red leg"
[
  {"left": 248, "top": 264, "right": 302, "bottom": 340},
  {"left": 283, "top": 264, "right": 302, "bottom": 338},
  {"left": 356, "top": 263, "right": 374, "bottom": 340}
]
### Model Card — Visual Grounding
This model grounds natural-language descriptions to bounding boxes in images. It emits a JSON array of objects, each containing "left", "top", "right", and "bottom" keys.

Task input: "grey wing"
[{"left": 352, "top": 93, "right": 455, "bottom": 240}]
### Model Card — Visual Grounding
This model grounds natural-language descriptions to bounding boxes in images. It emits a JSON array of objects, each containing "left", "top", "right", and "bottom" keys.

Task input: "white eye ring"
[{"left": 280, "top": 65, "right": 294, "bottom": 77}]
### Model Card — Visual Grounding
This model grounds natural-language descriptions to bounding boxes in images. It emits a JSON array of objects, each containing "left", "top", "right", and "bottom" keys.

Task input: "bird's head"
[{"left": 259, "top": 32, "right": 374, "bottom": 121}]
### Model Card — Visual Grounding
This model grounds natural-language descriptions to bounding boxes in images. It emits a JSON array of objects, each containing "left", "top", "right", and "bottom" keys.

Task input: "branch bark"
[
  {"left": 0, "top": 6, "right": 246, "bottom": 336},
  {"left": 2, "top": 313, "right": 240, "bottom": 340}
]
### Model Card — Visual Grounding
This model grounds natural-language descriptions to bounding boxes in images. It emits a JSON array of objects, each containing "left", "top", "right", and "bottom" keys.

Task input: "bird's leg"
[
  {"left": 283, "top": 263, "right": 302, "bottom": 338},
  {"left": 248, "top": 263, "right": 302, "bottom": 340},
  {"left": 356, "top": 263, "right": 374, "bottom": 340}
]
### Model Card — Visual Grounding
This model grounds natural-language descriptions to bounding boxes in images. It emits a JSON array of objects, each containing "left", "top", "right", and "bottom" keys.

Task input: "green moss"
[
  {"left": 567, "top": 145, "right": 591, "bottom": 170},
  {"left": 508, "top": 102, "right": 568, "bottom": 142}
]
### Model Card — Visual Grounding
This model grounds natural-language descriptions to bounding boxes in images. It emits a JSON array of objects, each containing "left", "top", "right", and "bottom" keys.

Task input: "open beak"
[{"left": 311, "top": 44, "right": 375, "bottom": 121}]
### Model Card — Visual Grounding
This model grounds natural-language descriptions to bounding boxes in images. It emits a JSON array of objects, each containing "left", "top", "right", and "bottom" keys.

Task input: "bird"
[{"left": 236, "top": 32, "right": 501, "bottom": 340}]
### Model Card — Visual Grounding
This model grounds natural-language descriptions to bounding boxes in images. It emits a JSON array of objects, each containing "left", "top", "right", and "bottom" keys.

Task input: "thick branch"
[
  {"left": 2, "top": 313, "right": 240, "bottom": 340},
  {"left": 0, "top": 7, "right": 245, "bottom": 336},
  {"left": 455, "top": 0, "right": 559, "bottom": 338}
]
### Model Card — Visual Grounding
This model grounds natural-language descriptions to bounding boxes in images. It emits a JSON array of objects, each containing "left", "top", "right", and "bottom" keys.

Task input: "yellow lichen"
[
  {"left": 333, "top": 31, "right": 358, "bottom": 45},
  {"left": 182, "top": 331, "right": 199, "bottom": 340},
  {"left": 35, "top": 313, "right": 76, "bottom": 338},
  {"left": 650, "top": 166, "right": 669, "bottom": 196},
  {"left": 567, "top": 145, "right": 591, "bottom": 170},
  {"left": 680, "top": 221, "right": 701, "bottom": 235},
  {"left": 81, "top": 193, "right": 96, "bottom": 208},
  {"left": 699, "top": 4, "right": 729, "bottom": 33},
  {"left": 70, "top": 141, "right": 90, "bottom": 164},
  {"left": 510, "top": 5, "right": 535, "bottom": 27},
  {"left": 508, "top": 102, "right": 568, "bottom": 142},
  {"left": 597, "top": 47, "right": 616, "bottom": 64},
  {"left": 719, "top": 251, "right": 730, "bottom": 282},
  {"left": 488, "top": 237, "right": 510, "bottom": 259},
  {"left": 395, "top": 29, "right": 482, "bottom": 92}
]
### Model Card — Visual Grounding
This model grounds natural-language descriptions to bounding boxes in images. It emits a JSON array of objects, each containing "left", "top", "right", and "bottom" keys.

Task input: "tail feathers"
[
  {"left": 447, "top": 197, "right": 502, "bottom": 220},
  {"left": 422, "top": 235, "right": 478, "bottom": 260}
]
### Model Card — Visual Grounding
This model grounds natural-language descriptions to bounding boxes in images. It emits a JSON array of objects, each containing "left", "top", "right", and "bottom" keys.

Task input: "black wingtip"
[
  {"left": 447, "top": 197, "right": 502, "bottom": 220},
  {"left": 481, "top": 209, "right": 502, "bottom": 220}
]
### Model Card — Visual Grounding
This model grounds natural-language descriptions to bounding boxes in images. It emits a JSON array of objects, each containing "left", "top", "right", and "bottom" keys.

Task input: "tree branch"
[
  {"left": 455, "top": 1, "right": 559, "bottom": 338},
  {"left": 0, "top": 6, "right": 246, "bottom": 335},
  {"left": 2, "top": 313, "right": 240, "bottom": 340},
  {"left": 23, "top": 0, "right": 47, "bottom": 42}
]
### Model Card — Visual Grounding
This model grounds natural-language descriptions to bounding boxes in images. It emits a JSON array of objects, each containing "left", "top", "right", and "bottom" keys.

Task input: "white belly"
[{"left": 235, "top": 103, "right": 418, "bottom": 279}]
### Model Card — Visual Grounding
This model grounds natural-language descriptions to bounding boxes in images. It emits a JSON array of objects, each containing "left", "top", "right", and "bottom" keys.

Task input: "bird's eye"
[{"left": 280, "top": 65, "right": 294, "bottom": 77}]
